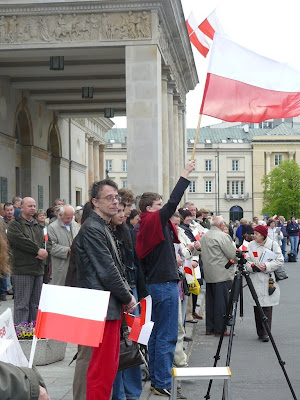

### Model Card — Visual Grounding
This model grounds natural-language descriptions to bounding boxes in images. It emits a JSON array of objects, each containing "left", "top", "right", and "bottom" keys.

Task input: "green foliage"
[{"left": 262, "top": 159, "right": 300, "bottom": 218}]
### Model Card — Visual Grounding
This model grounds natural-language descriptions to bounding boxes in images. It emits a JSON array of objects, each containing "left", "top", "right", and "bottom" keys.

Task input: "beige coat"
[
  {"left": 47, "top": 218, "right": 80, "bottom": 285},
  {"left": 200, "top": 226, "right": 237, "bottom": 283}
]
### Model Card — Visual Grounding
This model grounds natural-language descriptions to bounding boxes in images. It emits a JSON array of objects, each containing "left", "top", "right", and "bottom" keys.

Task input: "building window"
[
  {"left": 105, "top": 160, "right": 112, "bottom": 172},
  {"left": 205, "top": 181, "right": 212, "bottom": 193},
  {"left": 189, "top": 181, "right": 196, "bottom": 193},
  {"left": 227, "top": 181, "right": 230, "bottom": 195},
  {"left": 205, "top": 160, "right": 212, "bottom": 171},
  {"left": 232, "top": 181, "right": 239, "bottom": 195},
  {"left": 274, "top": 154, "right": 283, "bottom": 166},
  {"left": 241, "top": 181, "right": 244, "bottom": 195},
  {"left": 122, "top": 181, "right": 128, "bottom": 188},
  {"left": 122, "top": 160, "right": 127, "bottom": 172},
  {"left": 232, "top": 160, "right": 239, "bottom": 171}
]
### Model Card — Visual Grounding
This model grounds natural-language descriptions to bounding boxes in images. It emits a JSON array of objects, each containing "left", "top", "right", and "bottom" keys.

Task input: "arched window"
[{"left": 230, "top": 205, "right": 243, "bottom": 223}]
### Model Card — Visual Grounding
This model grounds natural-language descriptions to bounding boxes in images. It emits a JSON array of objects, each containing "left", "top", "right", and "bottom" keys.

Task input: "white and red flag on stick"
[
  {"left": 200, "top": 33, "right": 300, "bottom": 123},
  {"left": 43, "top": 227, "right": 48, "bottom": 242},
  {"left": 272, "top": 215, "right": 278, "bottom": 220},
  {"left": 186, "top": 10, "right": 223, "bottom": 58},
  {"left": 35, "top": 284, "right": 110, "bottom": 346}
]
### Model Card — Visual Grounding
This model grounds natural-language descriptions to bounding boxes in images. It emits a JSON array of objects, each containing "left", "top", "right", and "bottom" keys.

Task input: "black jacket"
[{"left": 75, "top": 211, "right": 132, "bottom": 320}]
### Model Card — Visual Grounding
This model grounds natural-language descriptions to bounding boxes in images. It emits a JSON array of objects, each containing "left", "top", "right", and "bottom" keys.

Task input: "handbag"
[
  {"left": 188, "top": 269, "right": 200, "bottom": 296},
  {"left": 118, "top": 321, "right": 144, "bottom": 371},
  {"left": 274, "top": 265, "right": 288, "bottom": 281}
]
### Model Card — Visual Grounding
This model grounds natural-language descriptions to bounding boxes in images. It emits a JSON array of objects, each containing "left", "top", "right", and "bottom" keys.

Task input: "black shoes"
[
  {"left": 183, "top": 336, "right": 193, "bottom": 342},
  {"left": 259, "top": 335, "right": 269, "bottom": 342}
]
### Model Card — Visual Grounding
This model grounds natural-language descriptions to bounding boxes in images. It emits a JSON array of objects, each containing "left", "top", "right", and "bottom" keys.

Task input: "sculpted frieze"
[{"left": 0, "top": 11, "right": 152, "bottom": 43}]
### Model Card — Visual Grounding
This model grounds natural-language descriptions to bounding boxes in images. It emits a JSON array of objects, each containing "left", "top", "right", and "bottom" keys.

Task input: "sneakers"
[{"left": 154, "top": 387, "right": 171, "bottom": 396}]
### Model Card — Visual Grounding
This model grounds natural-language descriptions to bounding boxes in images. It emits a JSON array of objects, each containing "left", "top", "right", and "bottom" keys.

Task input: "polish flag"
[
  {"left": 140, "top": 295, "right": 152, "bottom": 326},
  {"left": 194, "top": 232, "right": 200, "bottom": 241},
  {"left": 35, "top": 284, "right": 110, "bottom": 347},
  {"left": 200, "top": 33, "right": 300, "bottom": 123},
  {"left": 186, "top": 12, "right": 210, "bottom": 57},
  {"left": 125, "top": 296, "right": 154, "bottom": 345},
  {"left": 43, "top": 227, "right": 48, "bottom": 242},
  {"left": 184, "top": 259, "right": 193, "bottom": 275},
  {"left": 199, "top": 10, "right": 223, "bottom": 40},
  {"left": 272, "top": 215, "right": 278, "bottom": 220},
  {"left": 239, "top": 240, "right": 249, "bottom": 252}
]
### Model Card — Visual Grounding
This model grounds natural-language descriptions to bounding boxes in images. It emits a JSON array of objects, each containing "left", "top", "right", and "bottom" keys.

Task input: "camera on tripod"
[{"left": 225, "top": 249, "right": 248, "bottom": 269}]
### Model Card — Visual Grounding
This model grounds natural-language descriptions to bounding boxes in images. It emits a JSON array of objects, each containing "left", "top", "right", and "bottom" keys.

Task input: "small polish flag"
[
  {"left": 184, "top": 259, "right": 193, "bottom": 275},
  {"left": 239, "top": 240, "right": 249, "bottom": 252},
  {"left": 140, "top": 295, "right": 152, "bottom": 326},
  {"left": 35, "top": 284, "right": 110, "bottom": 347},
  {"left": 129, "top": 317, "right": 154, "bottom": 346},
  {"left": 43, "top": 227, "right": 48, "bottom": 242},
  {"left": 194, "top": 232, "right": 200, "bottom": 241},
  {"left": 272, "top": 215, "right": 278, "bottom": 220}
]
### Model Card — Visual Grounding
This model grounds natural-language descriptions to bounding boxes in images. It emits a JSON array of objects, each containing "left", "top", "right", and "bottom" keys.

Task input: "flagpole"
[
  {"left": 191, "top": 114, "right": 202, "bottom": 160},
  {"left": 28, "top": 335, "right": 37, "bottom": 368}
]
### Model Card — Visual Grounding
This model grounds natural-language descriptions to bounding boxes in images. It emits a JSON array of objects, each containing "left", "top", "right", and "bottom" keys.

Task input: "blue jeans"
[
  {"left": 281, "top": 237, "right": 288, "bottom": 262},
  {"left": 146, "top": 281, "right": 179, "bottom": 389},
  {"left": 112, "top": 367, "right": 142, "bottom": 400},
  {"left": 0, "top": 275, "right": 7, "bottom": 295},
  {"left": 290, "top": 236, "right": 299, "bottom": 260}
]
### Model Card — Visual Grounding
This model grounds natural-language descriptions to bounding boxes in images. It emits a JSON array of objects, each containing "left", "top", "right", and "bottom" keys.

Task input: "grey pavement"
[{"left": 1, "top": 256, "right": 300, "bottom": 400}]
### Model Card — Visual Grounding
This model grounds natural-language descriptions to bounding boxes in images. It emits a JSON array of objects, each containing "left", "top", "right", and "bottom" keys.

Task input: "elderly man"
[
  {"left": 7, "top": 197, "right": 47, "bottom": 325},
  {"left": 200, "top": 215, "right": 237, "bottom": 336},
  {"left": 47, "top": 205, "right": 80, "bottom": 286}
]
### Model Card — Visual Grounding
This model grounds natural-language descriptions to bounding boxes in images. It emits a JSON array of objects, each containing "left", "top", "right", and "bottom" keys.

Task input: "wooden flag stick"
[{"left": 191, "top": 114, "right": 203, "bottom": 160}]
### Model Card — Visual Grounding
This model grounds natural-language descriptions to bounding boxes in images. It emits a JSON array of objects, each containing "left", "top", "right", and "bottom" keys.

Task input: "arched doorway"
[
  {"left": 14, "top": 101, "right": 33, "bottom": 197},
  {"left": 48, "top": 120, "right": 62, "bottom": 206},
  {"left": 230, "top": 205, "right": 243, "bottom": 222}
]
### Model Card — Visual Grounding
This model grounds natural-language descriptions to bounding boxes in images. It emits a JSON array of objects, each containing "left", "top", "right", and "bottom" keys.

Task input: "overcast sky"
[{"left": 113, "top": 0, "right": 300, "bottom": 129}]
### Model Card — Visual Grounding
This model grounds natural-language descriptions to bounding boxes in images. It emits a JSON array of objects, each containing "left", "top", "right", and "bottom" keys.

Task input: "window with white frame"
[
  {"left": 232, "top": 160, "right": 239, "bottom": 171},
  {"left": 241, "top": 181, "right": 244, "bottom": 195},
  {"left": 105, "top": 160, "right": 112, "bottom": 172},
  {"left": 274, "top": 154, "right": 283, "bottom": 166},
  {"left": 205, "top": 160, "right": 212, "bottom": 171},
  {"left": 122, "top": 181, "right": 128, "bottom": 188},
  {"left": 205, "top": 181, "right": 212, "bottom": 193},
  {"left": 122, "top": 160, "right": 127, "bottom": 172},
  {"left": 227, "top": 181, "right": 230, "bottom": 195},
  {"left": 232, "top": 181, "right": 239, "bottom": 195},
  {"left": 189, "top": 181, "right": 196, "bottom": 193}
]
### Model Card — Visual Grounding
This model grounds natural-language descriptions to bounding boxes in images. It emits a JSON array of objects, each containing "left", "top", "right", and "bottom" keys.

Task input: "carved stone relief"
[{"left": 0, "top": 11, "right": 152, "bottom": 43}]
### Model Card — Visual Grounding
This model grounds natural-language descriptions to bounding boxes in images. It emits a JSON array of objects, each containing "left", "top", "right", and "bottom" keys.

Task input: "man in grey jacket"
[{"left": 200, "top": 215, "right": 237, "bottom": 336}]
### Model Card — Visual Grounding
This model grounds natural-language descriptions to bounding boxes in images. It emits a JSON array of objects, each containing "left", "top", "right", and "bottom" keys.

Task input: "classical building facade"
[
  {"left": 105, "top": 123, "right": 300, "bottom": 221},
  {"left": 0, "top": 0, "right": 198, "bottom": 208}
]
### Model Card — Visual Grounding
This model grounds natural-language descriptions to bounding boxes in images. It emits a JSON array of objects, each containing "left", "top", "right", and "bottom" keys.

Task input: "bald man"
[
  {"left": 7, "top": 197, "right": 48, "bottom": 325},
  {"left": 47, "top": 205, "right": 80, "bottom": 285}
]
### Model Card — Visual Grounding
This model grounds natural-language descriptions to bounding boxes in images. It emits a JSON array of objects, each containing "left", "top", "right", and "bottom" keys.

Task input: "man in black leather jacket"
[{"left": 75, "top": 179, "right": 136, "bottom": 400}]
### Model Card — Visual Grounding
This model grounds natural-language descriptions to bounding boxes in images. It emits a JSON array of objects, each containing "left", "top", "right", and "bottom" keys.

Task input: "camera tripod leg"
[
  {"left": 244, "top": 272, "right": 298, "bottom": 400},
  {"left": 204, "top": 270, "right": 243, "bottom": 400}
]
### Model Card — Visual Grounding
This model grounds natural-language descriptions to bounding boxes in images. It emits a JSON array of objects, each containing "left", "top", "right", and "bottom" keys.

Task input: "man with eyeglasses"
[{"left": 75, "top": 179, "right": 136, "bottom": 400}]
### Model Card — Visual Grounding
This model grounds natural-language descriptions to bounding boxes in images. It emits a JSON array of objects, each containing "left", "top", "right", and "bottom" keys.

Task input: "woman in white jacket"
[{"left": 245, "top": 224, "right": 283, "bottom": 342}]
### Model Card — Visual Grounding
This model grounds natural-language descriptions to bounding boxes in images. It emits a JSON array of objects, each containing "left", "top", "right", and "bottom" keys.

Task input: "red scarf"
[{"left": 136, "top": 211, "right": 180, "bottom": 260}]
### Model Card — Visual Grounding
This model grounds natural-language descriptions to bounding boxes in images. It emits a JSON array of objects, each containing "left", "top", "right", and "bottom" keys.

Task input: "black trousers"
[
  {"left": 254, "top": 306, "right": 273, "bottom": 337},
  {"left": 206, "top": 280, "right": 232, "bottom": 334}
]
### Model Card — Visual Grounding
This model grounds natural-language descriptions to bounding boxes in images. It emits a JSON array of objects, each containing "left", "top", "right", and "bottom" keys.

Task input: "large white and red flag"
[
  {"left": 200, "top": 33, "right": 300, "bottom": 123},
  {"left": 35, "top": 284, "right": 110, "bottom": 347},
  {"left": 186, "top": 10, "right": 223, "bottom": 58}
]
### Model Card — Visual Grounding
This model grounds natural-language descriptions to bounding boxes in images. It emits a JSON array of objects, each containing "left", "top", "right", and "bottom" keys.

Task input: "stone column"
[
  {"left": 168, "top": 81, "right": 176, "bottom": 193},
  {"left": 126, "top": 45, "right": 162, "bottom": 194},
  {"left": 178, "top": 104, "right": 184, "bottom": 171},
  {"left": 93, "top": 141, "right": 100, "bottom": 181},
  {"left": 161, "top": 69, "right": 170, "bottom": 201},
  {"left": 173, "top": 94, "right": 180, "bottom": 180},
  {"left": 88, "top": 138, "right": 94, "bottom": 187},
  {"left": 99, "top": 144, "right": 105, "bottom": 180},
  {"left": 266, "top": 152, "right": 271, "bottom": 175},
  {"left": 85, "top": 134, "right": 89, "bottom": 198}
]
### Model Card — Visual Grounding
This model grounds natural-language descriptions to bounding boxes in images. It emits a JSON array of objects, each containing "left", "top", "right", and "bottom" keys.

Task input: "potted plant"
[{"left": 15, "top": 321, "right": 67, "bottom": 366}]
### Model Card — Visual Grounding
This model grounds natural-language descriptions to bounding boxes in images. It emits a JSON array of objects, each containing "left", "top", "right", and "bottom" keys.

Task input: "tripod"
[{"left": 204, "top": 254, "right": 298, "bottom": 400}]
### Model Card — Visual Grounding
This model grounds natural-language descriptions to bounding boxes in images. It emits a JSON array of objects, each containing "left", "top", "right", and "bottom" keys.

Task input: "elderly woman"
[
  {"left": 267, "top": 218, "right": 283, "bottom": 247},
  {"left": 245, "top": 225, "right": 284, "bottom": 342}
]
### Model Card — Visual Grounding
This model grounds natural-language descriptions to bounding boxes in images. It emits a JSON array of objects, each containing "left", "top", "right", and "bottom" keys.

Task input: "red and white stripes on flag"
[
  {"left": 272, "top": 215, "right": 278, "bottom": 220},
  {"left": 200, "top": 33, "right": 300, "bottom": 123},
  {"left": 35, "top": 284, "right": 110, "bottom": 347},
  {"left": 43, "top": 227, "right": 48, "bottom": 242},
  {"left": 186, "top": 10, "right": 222, "bottom": 57},
  {"left": 124, "top": 295, "right": 154, "bottom": 345}
]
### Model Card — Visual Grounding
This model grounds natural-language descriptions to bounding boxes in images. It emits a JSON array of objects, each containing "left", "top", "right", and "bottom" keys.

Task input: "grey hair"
[
  {"left": 58, "top": 205, "right": 75, "bottom": 217},
  {"left": 212, "top": 215, "right": 225, "bottom": 226}
]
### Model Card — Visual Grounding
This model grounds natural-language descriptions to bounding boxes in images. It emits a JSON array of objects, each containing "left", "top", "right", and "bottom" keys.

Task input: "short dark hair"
[
  {"left": 267, "top": 218, "right": 275, "bottom": 226},
  {"left": 118, "top": 188, "right": 135, "bottom": 204},
  {"left": 139, "top": 192, "right": 161, "bottom": 213},
  {"left": 4, "top": 203, "right": 13, "bottom": 210},
  {"left": 178, "top": 208, "right": 192, "bottom": 223},
  {"left": 89, "top": 179, "right": 118, "bottom": 209}
]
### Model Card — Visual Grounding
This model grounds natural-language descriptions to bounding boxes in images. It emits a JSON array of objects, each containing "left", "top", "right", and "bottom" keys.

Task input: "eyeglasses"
[{"left": 96, "top": 195, "right": 121, "bottom": 203}]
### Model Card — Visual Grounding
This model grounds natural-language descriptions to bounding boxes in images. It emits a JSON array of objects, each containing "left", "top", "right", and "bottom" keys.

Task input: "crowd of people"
[{"left": 0, "top": 164, "right": 294, "bottom": 399}]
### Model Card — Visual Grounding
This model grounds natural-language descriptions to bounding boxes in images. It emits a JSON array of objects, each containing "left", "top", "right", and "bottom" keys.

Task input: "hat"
[
  {"left": 254, "top": 225, "right": 268, "bottom": 239},
  {"left": 245, "top": 225, "right": 254, "bottom": 234},
  {"left": 199, "top": 208, "right": 209, "bottom": 213}
]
